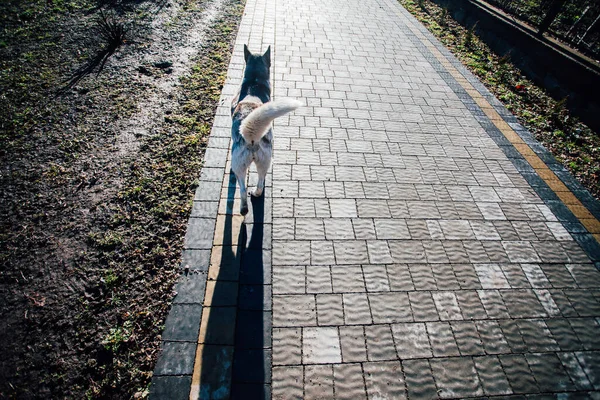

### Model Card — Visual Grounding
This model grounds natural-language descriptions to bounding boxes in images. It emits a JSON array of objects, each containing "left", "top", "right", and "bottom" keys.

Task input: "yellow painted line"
[
  {"left": 189, "top": 163, "right": 238, "bottom": 399},
  {"left": 189, "top": 344, "right": 204, "bottom": 400},
  {"left": 394, "top": 5, "right": 600, "bottom": 245}
]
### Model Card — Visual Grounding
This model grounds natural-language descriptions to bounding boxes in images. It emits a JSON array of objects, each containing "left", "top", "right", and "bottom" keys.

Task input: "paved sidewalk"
[{"left": 150, "top": 0, "right": 600, "bottom": 398}]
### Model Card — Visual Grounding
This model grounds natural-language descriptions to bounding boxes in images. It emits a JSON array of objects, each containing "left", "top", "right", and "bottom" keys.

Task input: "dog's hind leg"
[
  {"left": 235, "top": 168, "right": 249, "bottom": 215},
  {"left": 252, "top": 148, "right": 271, "bottom": 197}
]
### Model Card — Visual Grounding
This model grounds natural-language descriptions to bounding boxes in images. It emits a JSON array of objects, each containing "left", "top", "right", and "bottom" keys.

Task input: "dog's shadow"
[{"left": 200, "top": 172, "right": 269, "bottom": 399}]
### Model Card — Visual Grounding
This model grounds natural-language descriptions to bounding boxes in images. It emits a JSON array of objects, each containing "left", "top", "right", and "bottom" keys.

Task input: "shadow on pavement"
[{"left": 200, "top": 173, "right": 270, "bottom": 399}]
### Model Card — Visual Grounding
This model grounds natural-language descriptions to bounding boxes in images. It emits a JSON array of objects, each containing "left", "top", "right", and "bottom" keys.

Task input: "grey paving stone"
[
  {"left": 272, "top": 328, "right": 301, "bottom": 366},
  {"left": 430, "top": 357, "right": 484, "bottom": 398},
  {"left": 427, "top": 321, "right": 460, "bottom": 357},
  {"left": 173, "top": 272, "right": 207, "bottom": 304},
  {"left": 525, "top": 353, "right": 575, "bottom": 392},
  {"left": 162, "top": 304, "right": 203, "bottom": 342},
  {"left": 363, "top": 361, "right": 407, "bottom": 400},
  {"left": 451, "top": 320, "right": 484, "bottom": 356},
  {"left": 473, "top": 355, "right": 513, "bottom": 396},
  {"left": 365, "top": 325, "right": 397, "bottom": 361},
  {"left": 409, "top": 291, "right": 439, "bottom": 322},
  {"left": 392, "top": 322, "right": 433, "bottom": 359},
  {"left": 272, "top": 295, "right": 316, "bottom": 327},
  {"left": 153, "top": 341, "right": 197, "bottom": 376},
  {"left": 339, "top": 325, "right": 368, "bottom": 363},
  {"left": 302, "top": 327, "right": 341, "bottom": 364},
  {"left": 499, "top": 354, "right": 539, "bottom": 394},
  {"left": 316, "top": 294, "right": 344, "bottom": 325},
  {"left": 333, "top": 363, "right": 367, "bottom": 400},
  {"left": 343, "top": 293, "right": 372, "bottom": 325},
  {"left": 475, "top": 320, "right": 511, "bottom": 355},
  {"left": 149, "top": 376, "right": 192, "bottom": 400},
  {"left": 402, "top": 359, "right": 438, "bottom": 399},
  {"left": 304, "top": 365, "right": 334, "bottom": 400},
  {"left": 272, "top": 366, "right": 303, "bottom": 400}
]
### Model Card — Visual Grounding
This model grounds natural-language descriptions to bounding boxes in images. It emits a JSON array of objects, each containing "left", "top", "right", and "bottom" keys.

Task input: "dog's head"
[{"left": 243, "top": 44, "right": 270, "bottom": 82}]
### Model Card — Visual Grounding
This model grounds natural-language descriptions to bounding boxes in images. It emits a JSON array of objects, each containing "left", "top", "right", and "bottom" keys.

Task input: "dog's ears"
[
  {"left": 244, "top": 44, "right": 251, "bottom": 62},
  {"left": 262, "top": 46, "right": 271, "bottom": 67}
]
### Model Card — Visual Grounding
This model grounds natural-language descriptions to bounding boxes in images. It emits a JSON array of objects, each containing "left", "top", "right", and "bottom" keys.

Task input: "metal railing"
[{"left": 485, "top": 0, "right": 600, "bottom": 59}]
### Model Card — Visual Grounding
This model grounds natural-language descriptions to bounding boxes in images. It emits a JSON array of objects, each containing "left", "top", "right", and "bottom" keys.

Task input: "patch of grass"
[{"left": 400, "top": 0, "right": 600, "bottom": 200}]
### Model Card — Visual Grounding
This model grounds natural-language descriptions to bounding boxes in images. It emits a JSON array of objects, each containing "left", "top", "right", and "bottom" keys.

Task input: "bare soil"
[{"left": 0, "top": 0, "right": 244, "bottom": 397}]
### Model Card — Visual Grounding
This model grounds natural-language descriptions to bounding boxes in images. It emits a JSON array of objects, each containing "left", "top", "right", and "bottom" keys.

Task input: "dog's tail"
[{"left": 240, "top": 98, "right": 302, "bottom": 144}]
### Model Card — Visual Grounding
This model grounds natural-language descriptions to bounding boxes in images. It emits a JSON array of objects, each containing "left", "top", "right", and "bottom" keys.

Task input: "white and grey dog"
[{"left": 231, "top": 45, "right": 301, "bottom": 215}]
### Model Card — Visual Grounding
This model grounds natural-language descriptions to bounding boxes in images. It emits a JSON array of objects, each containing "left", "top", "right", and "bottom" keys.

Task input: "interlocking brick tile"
[
  {"left": 426, "top": 321, "right": 460, "bottom": 357},
  {"left": 352, "top": 219, "right": 377, "bottom": 240},
  {"left": 501, "top": 263, "right": 530, "bottom": 288},
  {"left": 363, "top": 361, "right": 407, "bottom": 400},
  {"left": 272, "top": 328, "right": 302, "bottom": 366},
  {"left": 273, "top": 267, "right": 305, "bottom": 295},
  {"left": 432, "top": 292, "right": 463, "bottom": 321},
  {"left": 545, "top": 318, "right": 582, "bottom": 351},
  {"left": 451, "top": 321, "right": 484, "bottom": 356},
  {"left": 473, "top": 355, "right": 512, "bottom": 395},
  {"left": 539, "top": 263, "right": 577, "bottom": 288},
  {"left": 273, "top": 241, "right": 311, "bottom": 265},
  {"left": 304, "top": 365, "right": 334, "bottom": 400},
  {"left": 386, "top": 263, "right": 415, "bottom": 291},
  {"left": 408, "top": 263, "right": 437, "bottom": 290},
  {"left": 564, "top": 290, "right": 600, "bottom": 317},
  {"left": 306, "top": 265, "right": 333, "bottom": 293},
  {"left": 475, "top": 320, "right": 511, "bottom": 355},
  {"left": 366, "top": 240, "right": 394, "bottom": 264},
  {"left": 566, "top": 263, "right": 600, "bottom": 287},
  {"left": 295, "top": 218, "right": 325, "bottom": 240},
  {"left": 431, "top": 264, "right": 460, "bottom": 290},
  {"left": 331, "top": 265, "right": 365, "bottom": 293},
  {"left": 273, "top": 295, "right": 316, "bottom": 327},
  {"left": 402, "top": 359, "right": 438, "bottom": 399},
  {"left": 517, "top": 319, "right": 559, "bottom": 352},
  {"left": 569, "top": 318, "right": 600, "bottom": 350},
  {"left": 474, "top": 263, "right": 510, "bottom": 289},
  {"left": 526, "top": 353, "right": 576, "bottom": 392},
  {"left": 534, "top": 289, "right": 561, "bottom": 316},
  {"left": 316, "top": 294, "right": 344, "bottom": 326},
  {"left": 369, "top": 292, "right": 412, "bottom": 323},
  {"left": 324, "top": 218, "right": 354, "bottom": 240},
  {"left": 329, "top": 198, "right": 357, "bottom": 217},
  {"left": 575, "top": 351, "right": 600, "bottom": 389},
  {"left": 557, "top": 352, "right": 593, "bottom": 390},
  {"left": 455, "top": 290, "right": 487, "bottom": 320},
  {"left": 478, "top": 289, "right": 510, "bottom": 318},
  {"left": 310, "top": 240, "right": 336, "bottom": 265},
  {"left": 272, "top": 366, "right": 303, "bottom": 400},
  {"left": 423, "top": 240, "right": 451, "bottom": 263},
  {"left": 409, "top": 291, "right": 439, "bottom": 322},
  {"left": 503, "top": 241, "right": 542, "bottom": 263},
  {"left": 374, "top": 219, "right": 411, "bottom": 239},
  {"left": 365, "top": 325, "right": 397, "bottom": 361},
  {"left": 443, "top": 241, "right": 470, "bottom": 263},
  {"left": 549, "top": 289, "right": 578, "bottom": 316},
  {"left": 454, "top": 263, "right": 483, "bottom": 289},
  {"left": 430, "top": 357, "right": 483, "bottom": 398},
  {"left": 333, "top": 363, "right": 367, "bottom": 400},
  {"left": 343, "top": 293, "right": 372, "bottom": 325},
  {"left": 499, "top": 354, "right": 539, "bottom": 394},
  {"left": 339, "top": 325, "right": 367, "bottom": 363},
  {"left": 333, "top": 240, "right": 369, "bottom": 264},
  {"left": 303, "top": 327, "right": 341, "bottom": 364},
  {"left": 362, "top": 264, "right": 391, "bottom": 292},
  {"left": 501, "top": 289, "right": 547, "bottom": 318},
  {"left": 392, "top": 322, "right": 433, "bottom": 359}
]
